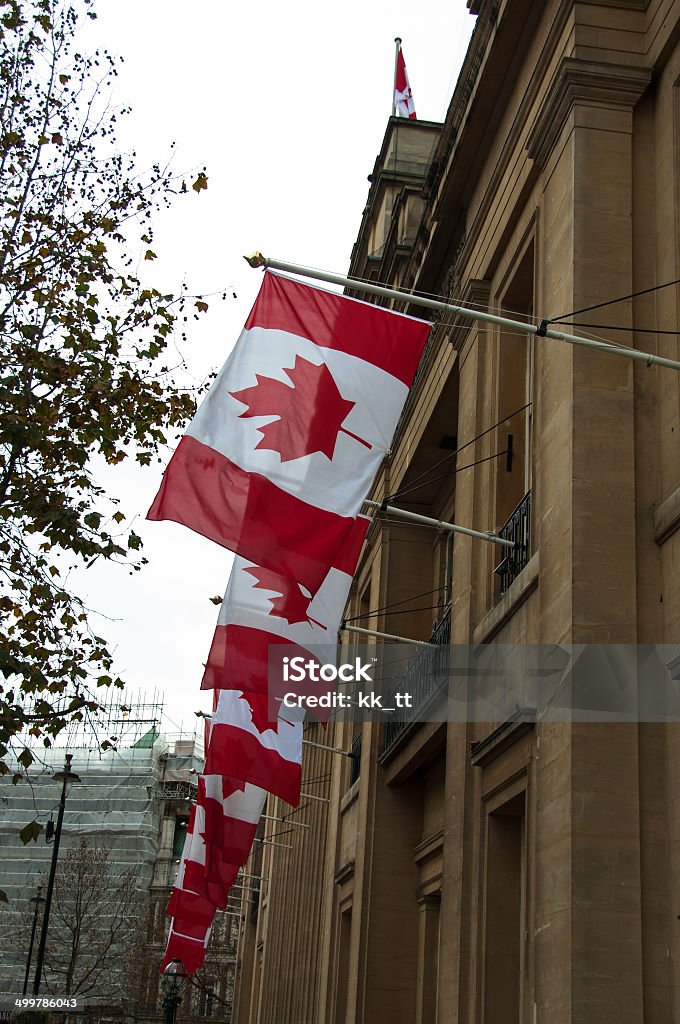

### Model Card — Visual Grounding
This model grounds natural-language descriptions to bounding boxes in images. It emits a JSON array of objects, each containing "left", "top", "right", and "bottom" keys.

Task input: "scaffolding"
[{"left": 0, "top": 693, "right": 203, "bottom": 1000}]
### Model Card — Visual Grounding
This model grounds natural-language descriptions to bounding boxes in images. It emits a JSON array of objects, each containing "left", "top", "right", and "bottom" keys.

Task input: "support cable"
[
  {"left": 342, "top": 584, "right": 447, "bottom": 625},
  {"left": 391, "top": 447, "right": 510, "bottom": 501},
  {"left": 387, "top": 402, "right": 530, "bottom": 501},
  {"left": 548, "top": 277, "right": 680, "bottom": 324}
]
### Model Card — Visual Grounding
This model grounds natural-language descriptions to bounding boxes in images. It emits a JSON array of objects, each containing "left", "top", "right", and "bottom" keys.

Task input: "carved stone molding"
[{"left": 526, "top": 57, "right": 652, "bottom": 169}]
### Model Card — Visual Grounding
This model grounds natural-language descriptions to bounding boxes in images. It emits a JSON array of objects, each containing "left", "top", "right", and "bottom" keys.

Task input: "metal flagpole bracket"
[
  {"left": 342, "top": 622, "right": 435, "bottom": 647},
  {"left": 254, "top": 837, "right": 293, "bottom": 850},
  {"left": 364, "top": 499, "right": 514, "bottom": 549},
  {"left": 262, "top": 813, "right": 311, "bottom": 830},
  {"left": 302, "top": 738, "right": 355, "bottom": 757},
  {"left": 243, "top": 251, "right": 267, "bottom": 269}
]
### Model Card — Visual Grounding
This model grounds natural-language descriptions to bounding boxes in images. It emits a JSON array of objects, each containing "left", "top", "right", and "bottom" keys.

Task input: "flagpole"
[
  {"left": 364, "top": 499, "right": 514, "bottom": 548},
  {"left": 341, "top": 623, "right": 435, "bottom": 647},
  {"left": 393, "top": 37, "right": 401, "bottom": 116},
  {"left": 244, "top": 253, "right": 680, "bottom": 372}
]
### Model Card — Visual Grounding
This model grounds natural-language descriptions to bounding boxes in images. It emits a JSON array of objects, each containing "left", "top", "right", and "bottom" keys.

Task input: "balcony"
[
  {"left": 494, "top": 490, "right": 531, "bottom": 594},
  {"left": 380, "top": 606, "right": 451, "bottom": 757}
]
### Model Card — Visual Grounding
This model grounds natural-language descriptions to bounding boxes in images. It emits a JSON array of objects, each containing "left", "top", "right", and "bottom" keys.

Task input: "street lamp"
[
  {"left": 161, "top": 959, "right": 187, "bottom": 1024},
  {"left": 22, "top": 891, "right": 45, "bottom": 995},
  {"left": 32, "top": 753, "right": 81, "bottom": 994}
]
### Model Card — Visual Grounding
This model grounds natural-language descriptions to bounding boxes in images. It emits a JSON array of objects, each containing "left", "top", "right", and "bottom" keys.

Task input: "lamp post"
[
  {"left": 32, "top": 753, "right": 81, "bottom": 994},
  {"left": 22, "top": 892, "right": 45, "bottom": 995},
  {"left": 161, "top": 959, "right": 187, "bottom": 1024}
]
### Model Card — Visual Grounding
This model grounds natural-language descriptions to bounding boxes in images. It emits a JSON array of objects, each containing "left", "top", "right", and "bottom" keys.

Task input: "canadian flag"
[
  {"left": 394, "top": 44, "right": 417, "bottom": 119},
  {"left": 148, "top": 272, "right": 429, "bottom": 593},
  {"left": 170, "top": 805, "right": 238, "bottom": 913},
  {"left": 197, "top": 772, "right": 266, "bottom": 870},
  {"left": 161, "top": 922, "right": 211, "bottom": 974},
  {"left": 163, "top": 808, "right": 221, "bottom": 974},
  {"left": 201, "top": 553, "right": 363, "bottom": 714},
  {"left": 204, "top": 689, "right": 303, "bottom": 806}
]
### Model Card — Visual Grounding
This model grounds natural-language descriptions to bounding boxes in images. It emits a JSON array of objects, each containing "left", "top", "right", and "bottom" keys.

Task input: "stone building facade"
[{"left": 232, "top": 0, "right": 680, "bottom": 1021}]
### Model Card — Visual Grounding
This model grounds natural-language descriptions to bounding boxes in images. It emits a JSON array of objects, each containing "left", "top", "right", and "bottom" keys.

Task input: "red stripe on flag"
[
  {"left": 184, "top": 858, "right": 238, "bottom": 906},
  {"left": 200, "top": 799, "right": 259, "bottom": 864},
  {"left": 245, "top": 272, "right": 428, "bottom": 387},
  {"left": 205, "top": 722, "right": 301, "bottom": 806},
  {"left": 161, "top": 931, "right": 209, "bottom": 974},
  {"left": 201, "top": 623, "right": 332, "bottom": 722},
  {"left": 166, "top": 889, "right": 215, "bottom": 927},
  {"left": 168, "top": 915, "right": 211, "bottom": 942},
  {"left": 147, "top": 435, "right": 367, "bottom": 593}
]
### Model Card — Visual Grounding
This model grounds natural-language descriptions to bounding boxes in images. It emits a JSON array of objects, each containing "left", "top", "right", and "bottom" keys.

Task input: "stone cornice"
[
  {"left": 526, "top": 57, "right": 652, "bottom": 169},
  {"left": 470, "top": 709, "right": 535, "bottom": 768}
]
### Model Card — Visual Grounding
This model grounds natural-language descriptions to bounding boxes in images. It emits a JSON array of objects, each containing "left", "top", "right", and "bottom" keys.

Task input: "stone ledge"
[
  {"left": 334, "top": 859, "right": 356, "bottom": 886},
  {"left": 413, "top": 827, "right": 444, "bottom": 865},
  {"left": 470, "top": 709, "right": 536, "bottom": 768},
  {"left": 339, "top": 778, "right": 359, "bottom": 815},
  {"left": 653, "top": 483, "right": 680, "bottom": 546},
  {"left": 472, "top": 551, "right": 540, "bottom": 645}
]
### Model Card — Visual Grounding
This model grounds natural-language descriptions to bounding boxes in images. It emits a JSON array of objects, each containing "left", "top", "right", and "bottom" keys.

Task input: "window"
[{"left": 482, "top": 791, "right": 527, "bottom": 1024}]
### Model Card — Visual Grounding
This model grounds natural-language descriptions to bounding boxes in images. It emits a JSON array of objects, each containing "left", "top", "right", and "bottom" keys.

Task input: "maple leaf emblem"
[
  {"left": 230, "top": 355, "right": 371, "bottom": 462},
  {"left": 220, "top": 776, "right": 246, "bottom": 800},
  {"left": 245, "top": 565, "right": 327, "bottom": 629},
  {"left": 240, "top": 691, "right": 280, "bottom": 735}
]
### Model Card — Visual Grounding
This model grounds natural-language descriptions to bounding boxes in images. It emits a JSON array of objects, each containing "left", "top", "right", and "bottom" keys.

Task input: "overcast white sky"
[{"left": 74, "top": 1, "right": 476, "bottom": 735}]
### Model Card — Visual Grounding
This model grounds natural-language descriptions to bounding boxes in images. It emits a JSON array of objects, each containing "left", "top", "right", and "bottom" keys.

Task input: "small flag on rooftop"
[{"left": 394, "top": 38, "right": 416, "bottom": 119}]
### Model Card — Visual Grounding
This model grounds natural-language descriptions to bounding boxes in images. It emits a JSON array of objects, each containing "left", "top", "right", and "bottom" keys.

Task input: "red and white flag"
[
  {"left": 198, "top": 772, "right": 266, "bottom": 869},
  {"left": 394, "top": 44, "right": 417, "bottom": 119},
  {"left": 148, "top": 272, "right": 429, "bottom": 593},
  {"left": 204, "top": 689, "right": 303, "bottom": 806},
  {"left": 162, "top": 807, "right": 223, "bottom": 974},
  {"left": 170, "top": 804, "right": 238, "bottom": 913},
  {"left": 161, "top": 921, "right": 211, "bottom": 975},
  {"left": 201, "top": 552, "right": 364, "bottom": 714}
]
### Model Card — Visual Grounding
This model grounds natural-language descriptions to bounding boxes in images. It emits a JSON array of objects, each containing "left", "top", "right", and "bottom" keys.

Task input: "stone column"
[{"left": 527, "top": 55, "right": 650, "bottom": 1024}]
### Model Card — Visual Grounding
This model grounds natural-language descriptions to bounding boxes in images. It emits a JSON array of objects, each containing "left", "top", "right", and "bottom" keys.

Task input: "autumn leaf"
[
  {"left": 192, "top": 172, "right": 208, "bottom": 192},
  {"left": 209, "top": 595, "right": 222, "bottom": 606},
  {"left": 20, "top": 820, "right": 42, "bottom": 845},
  {"left": 144, "top": 249, "right": 157, "bottom": 261},
  {"left": 244, "top": 566, "right": 326, "bottom": 628},
  {"left": 195, "top": 300, "right": 208, "bottom": 313},
  {"left": 105, "top": 450, "right": 127, "bottom": 465},
  {"left": 230, "top": 355, "right": 371, "bottom": 462},
  {"left": 51, "top": 132, "right": 64, "bottom": 145},
  {"left": 18, "top": 748, "right": 33, "bottom": 769}
]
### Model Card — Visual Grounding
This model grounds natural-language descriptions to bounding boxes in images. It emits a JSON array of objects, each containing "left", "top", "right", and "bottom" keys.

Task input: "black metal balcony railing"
[
  {"left": 494, "top": 490, "right": 531, "bottom": 594},
  {"left": 349, "top": 733, "right": 362, "bottom": 787},
  {"left": 380, "top": 606, "right": 451, "bottom": 757}
]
